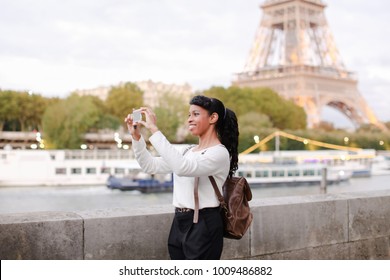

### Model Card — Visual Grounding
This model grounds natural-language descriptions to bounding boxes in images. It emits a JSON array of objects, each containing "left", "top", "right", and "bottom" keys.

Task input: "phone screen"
[{"left": 132, "top": 110, "right": 142, "bottom": 122}]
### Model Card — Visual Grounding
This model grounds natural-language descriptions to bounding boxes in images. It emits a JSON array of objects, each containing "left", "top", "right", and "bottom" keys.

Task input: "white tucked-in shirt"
[{"left": 131, "top": 131, "right": 230, "bottom": 209}]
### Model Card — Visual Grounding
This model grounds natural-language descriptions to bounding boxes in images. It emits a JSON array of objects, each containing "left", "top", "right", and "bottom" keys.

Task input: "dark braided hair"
[{"left": 189, "top": 95, "right": 239, "bottom": 177}]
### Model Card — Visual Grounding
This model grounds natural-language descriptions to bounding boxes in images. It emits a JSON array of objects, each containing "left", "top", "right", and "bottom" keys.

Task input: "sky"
[{"left": 1, "top": 0, "right": 389, "bottom": 127}]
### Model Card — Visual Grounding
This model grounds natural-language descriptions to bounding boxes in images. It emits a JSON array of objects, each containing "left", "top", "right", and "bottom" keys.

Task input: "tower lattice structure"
[{"left": 233, "top": 0, "right": 385, "bottom": 130}]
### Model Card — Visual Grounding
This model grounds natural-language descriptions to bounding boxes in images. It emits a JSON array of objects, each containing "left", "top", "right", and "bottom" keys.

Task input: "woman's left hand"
[
  {"left": 124, "top": 113, "right": 142, "bottom": 140},
  {"left": 139, "top": 107, "right": 159, "bottom": 134}
]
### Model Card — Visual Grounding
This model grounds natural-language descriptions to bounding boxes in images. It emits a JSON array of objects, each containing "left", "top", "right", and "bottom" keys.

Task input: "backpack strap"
[
  {"left": 193, "top": 177, "right": 200, "bottom": 223},
  {"left": 193, "top": 176, "right": 226, "bottom": 223},
  {"left": 208, "top": 176, "right": 225, "bottom": 206}
]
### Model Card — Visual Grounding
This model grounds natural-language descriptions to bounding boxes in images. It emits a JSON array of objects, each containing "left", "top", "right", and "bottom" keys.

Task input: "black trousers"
[{"left": 168, "top": 207, "right": 224, "bottom": 260}]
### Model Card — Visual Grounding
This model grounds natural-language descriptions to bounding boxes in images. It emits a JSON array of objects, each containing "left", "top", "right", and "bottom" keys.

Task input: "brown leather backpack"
[{"left": 193, "top": 176, "right": 253, "bottom": 239}]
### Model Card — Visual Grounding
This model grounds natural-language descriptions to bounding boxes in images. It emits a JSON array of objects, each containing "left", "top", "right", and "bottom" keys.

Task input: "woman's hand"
[
  {"left": 124, "top": 107, "right": 159, "bottom": 140},
  {"left": 139, "top": 107, "right": 159, "bottom": 134},
  {"left": 124, "top": 113, "right": 141, "bottom": 140}
]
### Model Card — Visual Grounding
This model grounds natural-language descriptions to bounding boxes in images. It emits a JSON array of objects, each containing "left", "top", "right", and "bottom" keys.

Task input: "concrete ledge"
[
  {"left": 0, "top": 212, "right": 83, "bottom": 260},
  {"left": 1, "top": 190, "right": 390, "bottom": 260},
  {"left": 250, "top": 195, "right": 348, "bottom": 255},
  {"left": 349, "top": 194, "right": 390, "bottom": 240},
  {"left": 79, "top": 206, "right": 174, "bottom": 260}
]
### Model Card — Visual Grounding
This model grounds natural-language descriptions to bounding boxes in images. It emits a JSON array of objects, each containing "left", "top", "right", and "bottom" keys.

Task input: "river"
[{"left": 1, "top": 174, "right": 390, "bottom": 214}]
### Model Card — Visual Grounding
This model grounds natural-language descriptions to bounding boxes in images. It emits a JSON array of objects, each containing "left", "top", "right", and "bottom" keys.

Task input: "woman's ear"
[{"left": 210, "top": 112, "right": 219, "bottom": 124}]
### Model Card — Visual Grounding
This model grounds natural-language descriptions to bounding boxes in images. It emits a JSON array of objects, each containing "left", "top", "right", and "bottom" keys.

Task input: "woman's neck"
[{"left": 195, "top": 130, "right": 221, "bottom": 151}]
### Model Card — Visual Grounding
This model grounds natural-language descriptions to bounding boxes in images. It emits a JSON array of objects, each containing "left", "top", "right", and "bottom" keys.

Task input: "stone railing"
[{"left": 1, "top": 190, "right": 390, "bottom": 260}]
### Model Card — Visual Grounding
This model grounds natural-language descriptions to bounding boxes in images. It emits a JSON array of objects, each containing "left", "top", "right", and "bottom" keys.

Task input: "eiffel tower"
[{"left": 233, "top": 0, "right": 386, "bottom": 130}]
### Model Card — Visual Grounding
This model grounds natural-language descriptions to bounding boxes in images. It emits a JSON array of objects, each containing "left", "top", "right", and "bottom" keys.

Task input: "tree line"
[{"left": 1, "top": 83, "right": 389, "bottom": 151}]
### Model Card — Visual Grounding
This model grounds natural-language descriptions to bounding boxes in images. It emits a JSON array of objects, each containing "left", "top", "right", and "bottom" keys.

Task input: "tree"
[
  {"left": 24, "top": 93, "right": 48, "bottom": 131},
  {"left": 356, "top": 123, "right": 383, "bottom": 134},
  {"left": 154, "top": 92, "right": 188, "bottom": 142},
  {"left": 202, "top": 86, "right": 307, "bottom": 130},
  {"left": 42, "top": 94, "right": 100, "bottom": 149},
  {"left": 0, "top": 90, "right": 18, "bottom": 131},
  {"left": 315, "top": 121, "right": 336, "bottom": 132},
  {"left": 0, "top": 90, "right": 49, "bottom": 132},
  {"left": 238, "top": 112, "right": 273, "bottom": 152},
  {"left": 105, "top": 82, "right": 143, "bottom": 124},
  {"left": 76, "top": 94, "right": 120, "bottom": 132}
]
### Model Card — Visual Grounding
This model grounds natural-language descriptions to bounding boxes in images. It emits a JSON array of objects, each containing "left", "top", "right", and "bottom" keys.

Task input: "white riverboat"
[
  {"left": 0, "top": 149, "right": 136, "bottom": 186},
  {"left": 239, "top": 149, "right": 375, "bottom": 178},
  {"left": 0, "top": 147, "right": 375, "bottom": 187},
  {"left": 237, "top": 162, "right": 351, "bottom": 187},
  {"left": 371, "top": 154, "right": 390, "bottom": 176}
]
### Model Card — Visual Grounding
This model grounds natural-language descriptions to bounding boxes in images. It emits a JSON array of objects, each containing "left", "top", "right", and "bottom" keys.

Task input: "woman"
[{"left": 124, "top": 95, "right": 239, "bottom": 260}]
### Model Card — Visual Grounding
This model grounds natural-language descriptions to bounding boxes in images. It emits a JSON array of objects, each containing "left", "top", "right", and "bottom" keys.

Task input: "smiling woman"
[{"left": 124, "top": 95, "right": 239, "bottom": 260}]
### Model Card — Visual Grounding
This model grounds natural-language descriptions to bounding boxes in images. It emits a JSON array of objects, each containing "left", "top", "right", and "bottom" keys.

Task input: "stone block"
[
  {"left": 0, "top": 212, "right": 83, "bottom": 260},
  {"left": 348, "top": 192, "right": 390, "bottom": 241},
  {"left": 221, "top": 231, "right": 251, "bottom": 259},
  {"left": 80, "top": 206, "right": 174, "bottom": 260},
  {"left": 348, "top": 236, "right": 390, "bottom": 260},
  {"left": 250, "top": 195, "right": 348, "bottom": 256},
  {"left": 252, "top": 242, "right": 350, "bottom": 260}
]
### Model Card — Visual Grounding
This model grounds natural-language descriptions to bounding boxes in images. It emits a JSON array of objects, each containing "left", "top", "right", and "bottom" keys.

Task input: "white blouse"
[{"left": 131, "top": 131, "right": 230, "bottom": 209}]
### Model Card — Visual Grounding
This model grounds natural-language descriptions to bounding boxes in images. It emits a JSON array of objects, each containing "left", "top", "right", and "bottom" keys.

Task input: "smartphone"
[{"left": 132, "top": 109, "right": 142, "bottom": 122}]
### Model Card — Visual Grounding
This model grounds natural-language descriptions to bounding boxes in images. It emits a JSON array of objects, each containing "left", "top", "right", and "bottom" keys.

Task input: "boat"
[
  {"left": 104, "top": 161, "right": 173, "bottom": 192},
  {"left": 0, "top": 146, "right": 374, "bottom": 187},
  {"left": 371, "top": 154, "right": 390, "bottom": 176},
  {"left": 105, "top": 160, "right": 351, "bottom": 191},
  {"left": 239, "top": 149, "right": 375, "bottom": 178},
  {"left": 240, "top": 131, "right": 376, "bottom": 178},
  {"left": 106, "top": 174, "right": 173, "bottom": 193},
  {"left": 0, "top": 149, "right": 135, "bottom": 186},
  {"left": 237, "top": 162, "right": 351, "bottom": 187}
]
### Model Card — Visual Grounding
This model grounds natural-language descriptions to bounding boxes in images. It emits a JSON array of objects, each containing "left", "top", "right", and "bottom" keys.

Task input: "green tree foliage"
[
  {"left": 42, "top": 94, "right": 100, "bottom": 149},
  {"left": 356, "top": 123, "right": 383, "bottom": 134},
  {"left": 2, "top": 84, "right": 389, "bottom": 151},
  {"left": 18, "top": 93, "right": 47, "bottom": 131},
  {"left": 255, "top": 129, "right": 390, "bottom": 151},
  {"left": 0, "top": 90, "right": 18, "bottom": 131},
  {"left": 203, "top": 86, "right": 307, "bottom": 130},
  {"left": 201, "top": 86, "right": 307, "bottom": 151},
  {"left": 238, "top": 112, "right": 273, "bottom": 152},
  {"left": 153, "top": 92, "right": 189, "bottom": 142},
  {"left": 0, "top": 90, "right": 47, "bottom": 131},
  {"left": 105, "top": 82, "right": 143, "bottom": 124},
  {"left": 76, "top": 94, "right": 120, "bottom": 132}
]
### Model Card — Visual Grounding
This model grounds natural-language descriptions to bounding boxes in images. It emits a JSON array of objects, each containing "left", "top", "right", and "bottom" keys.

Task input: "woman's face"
[{"left": 188, "top": 105, "right": 213, "bottom": 136}]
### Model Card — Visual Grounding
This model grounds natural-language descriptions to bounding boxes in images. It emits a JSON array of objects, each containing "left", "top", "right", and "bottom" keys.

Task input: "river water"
[{"left": 1, "top": 174, "right": 390, "bottom": 214}]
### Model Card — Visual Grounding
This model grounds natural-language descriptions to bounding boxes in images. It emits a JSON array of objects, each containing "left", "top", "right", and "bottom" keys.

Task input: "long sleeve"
[
  {"left": 132, "top": 131, "right": 230, "bottom": 209},
  {"left": 149, "top": 131, "right": 227, "bottom": 177},
  {"left": 149, "top": 131, "right": 230, "bottom": 209},
  {"left": 131, "top": 135, "right": 172, "bottom": 174}
]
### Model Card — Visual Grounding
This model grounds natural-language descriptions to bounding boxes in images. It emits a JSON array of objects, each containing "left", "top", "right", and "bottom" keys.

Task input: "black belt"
[
  {"left": 175, "top": 207, "right": 193, "bottom": 213},
  {"left": 175, "top": 207, "right": 219, "bottom": 213}
]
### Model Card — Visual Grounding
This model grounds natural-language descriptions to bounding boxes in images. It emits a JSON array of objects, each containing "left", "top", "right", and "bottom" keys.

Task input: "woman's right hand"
[{"left": 124, "top": 113, "right": 141, "bottom": 141}]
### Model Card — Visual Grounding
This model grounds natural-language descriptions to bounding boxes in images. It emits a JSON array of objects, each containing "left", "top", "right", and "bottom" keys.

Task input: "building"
[{"left": 75, "top": 80, "right": 193, "bottom": 108}]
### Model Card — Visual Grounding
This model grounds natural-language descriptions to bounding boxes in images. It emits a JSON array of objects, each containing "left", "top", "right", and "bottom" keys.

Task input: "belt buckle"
[{"left": 176, "top": 207, "right": 192, "bottom": 213}]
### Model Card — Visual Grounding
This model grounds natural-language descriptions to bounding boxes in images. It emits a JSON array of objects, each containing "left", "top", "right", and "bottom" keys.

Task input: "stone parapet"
[{"left": 1, "top": 190, "right": 390, "bottom": 260}]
